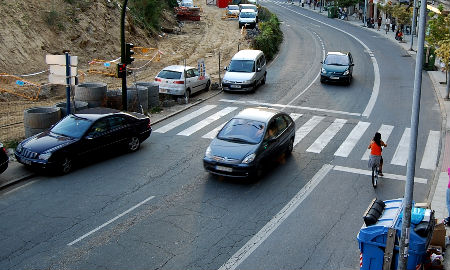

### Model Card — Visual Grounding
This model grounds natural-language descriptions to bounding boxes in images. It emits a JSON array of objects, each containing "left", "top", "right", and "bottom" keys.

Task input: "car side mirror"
[
  {"left": 320, "top": 61, "right": 323, "bottom": 64},
  {"left": 224, "top": 66, "right": 228, "bottom": 71},
  {"left": 350, "top": 63, "right": 354, "bottom": 66}
]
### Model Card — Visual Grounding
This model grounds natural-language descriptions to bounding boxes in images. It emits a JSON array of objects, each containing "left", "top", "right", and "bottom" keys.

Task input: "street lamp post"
[
  {"left": 121, "top": 0, "right": 129, "bottom": 111},
  {"left": 364, "top": 0, "right": 368, "bottom": 26},
  {"left": 410, "top": 0, "right": 418, "bottom": 51}
]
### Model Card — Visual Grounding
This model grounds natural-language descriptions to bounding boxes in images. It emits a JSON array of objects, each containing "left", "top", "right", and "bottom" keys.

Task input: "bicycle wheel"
[{"left": 372, "top": 166, "right": 378, "bottom": 188}]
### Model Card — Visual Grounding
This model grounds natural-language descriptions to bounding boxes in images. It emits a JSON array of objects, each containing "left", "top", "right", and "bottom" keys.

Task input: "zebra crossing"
[{"left": 154, "top": 105, "right": 440, "bottom": 170}]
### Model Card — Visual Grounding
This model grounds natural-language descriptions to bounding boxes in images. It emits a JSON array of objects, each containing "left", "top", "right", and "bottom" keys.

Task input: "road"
[{"left": 0, "top": 1, "right": 441, "bottom": 269}]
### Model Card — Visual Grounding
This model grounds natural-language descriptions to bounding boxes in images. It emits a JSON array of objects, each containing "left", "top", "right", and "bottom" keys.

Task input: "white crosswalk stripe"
[
  {"left": 335, "top": 121, "right": 370, "bottom": 157},
  {"left": 178, "top": 107, "right": 238, "bottom": 136},
  {"left": 420, "top": 130, "right": 440, "bottom": 170},
  {"left": 293, "top": 116, "right": 324, "bottom": 146},
  {"left": 289, "top": 113, "right": 302, "bottom": 121},
  {"left": 361, "top": 124, "right": 394, "bottom": 160},
  {"left": 391, "top": 128, "right": 410, "bottom": 166},
  {"left": 202, "top": 123, "right": 226, "bottom": 139},
  {"left": 307, "top": 118, "right": 347, "bottom": 153},
  {"left": 154, "top": 105, "right": 217, "bottom": 133}
]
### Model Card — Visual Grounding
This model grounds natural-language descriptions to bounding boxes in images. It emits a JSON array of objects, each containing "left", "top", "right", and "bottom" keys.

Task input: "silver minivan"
[{"left": 222, "top": 50, "right": 267, "bottom": 93}]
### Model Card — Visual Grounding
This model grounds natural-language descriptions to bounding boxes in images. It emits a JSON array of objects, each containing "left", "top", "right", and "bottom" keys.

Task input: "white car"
[
  {"left": 247, "top": 0, "right": 259, "bottom": 5},
  {"left": 154, "top": 65, "right": 211, "bottom": 101},
  {"left": 226, "top": 4, "right": 240, "bottom": 16},
  {"left": 239, "top": 4, "right": 258, "bottom": 18},
  {"left": 239, "top": 9, "right": 257, "bottom": 29}
]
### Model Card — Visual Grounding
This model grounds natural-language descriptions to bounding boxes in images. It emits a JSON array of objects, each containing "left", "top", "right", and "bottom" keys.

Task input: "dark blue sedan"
[
  {"left": 203, "top": 107, "right": 295, "bottom": 179},
  {"left": 15, "top": 111, "right": 151, "bottom": 174},
  {"left": 320, "top": 51, "right": 354, "bottom": 85}
]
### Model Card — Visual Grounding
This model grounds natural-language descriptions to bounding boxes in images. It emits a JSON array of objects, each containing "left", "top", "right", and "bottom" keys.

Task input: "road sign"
[
  {"left": 49, "top": 65, "right": 77, "bottom": 76},
  {"left": 45, "top": 55, "right": 78, "bottom": 66},
  {"left": 48, "top": 74, "right": 76, "bottom": 85},
  {"left": 197, "top": 58, "right": 205, "bottom": 80}
]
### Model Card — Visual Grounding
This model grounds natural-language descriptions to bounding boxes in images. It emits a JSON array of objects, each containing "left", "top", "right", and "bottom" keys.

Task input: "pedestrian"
[
  {"left": 377, "top": 16, "right": 382, "bottom": 31},
  {"left": 391, "top": 18, "right": 396, "bottom": 32},
  {"left": 444, "top": 168, "right": 450, "bottom": 226},
  {"left": 396, "top": 30, "right": 403, "bottom": 41},
  {"left": 358, "top": 9, "right": 362, "bottom": 20},
  {"left": 385, "top": 17, "right": 390, "bottom": 34}
]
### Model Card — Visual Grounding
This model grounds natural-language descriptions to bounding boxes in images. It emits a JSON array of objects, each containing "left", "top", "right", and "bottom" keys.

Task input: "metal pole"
[
  {"left": 398, "top": 0, "right": 427, "bottom": 268},
  {"left": 410, "top": 0, "right": 418, "bottom": 51},
  {"left": 363, "top": 0, "right": 368, "bottom": 26},
  {"left": 121, "top": 0, "right": 129, "bottom": 111},
  {"left": 218, "top": 51, "right": 221, "bottom": 89},
  {"left": 65, "top": 52, "right": 71, "bottom": 115},
  {"left": 446, "top": 69, "right": 450, "bottom": 99}
]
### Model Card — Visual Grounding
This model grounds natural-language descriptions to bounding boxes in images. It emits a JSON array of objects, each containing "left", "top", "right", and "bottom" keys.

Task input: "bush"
[
  {"left": 128, "top": 0, "right": 178, "bottom": 34},
  {"left": 252, "top": 14, "right": 283, "bottom": 61}
]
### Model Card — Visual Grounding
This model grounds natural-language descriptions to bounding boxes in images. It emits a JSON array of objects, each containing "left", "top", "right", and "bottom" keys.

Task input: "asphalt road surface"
[{"left": 0, "top": 1, "right": 441, "bottom": 269}]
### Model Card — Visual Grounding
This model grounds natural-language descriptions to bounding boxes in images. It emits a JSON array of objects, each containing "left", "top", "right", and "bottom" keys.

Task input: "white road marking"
[
  {"left": 154, "top": 105, "right": 216, "bottom": 133},
  {"left": 293, "top": 116, "right": 325, "bottom": 146},
  {"left": 177, "top": 107, "right": 237, "bottom": 136},
  {"left": 362, "top": 124, "right": 394, "bottom": 160},
  {"left": 2, "top": 180, "right": 37, "bottom": 196},
  {"left": 420, "top": 130, "right": 440, "bottom": 170},
  {"left": 335, "top": 121, "right": 370, "bottom": 157},
  {"left": 333, "top": 165, "right": 427, "bottom": 184},
  {"left": 267, "top": 2, "right": 380, "bottom": 118},
  {"left": 391, "top": 128, "right": 410, "bottom": 166},
  {"left": 307, "top": 118, "right": 347, "bottom": 153},
  {"left": 218, "top": 164, "right": 333, "bottom": 270},
  {"left": 289, "top": 113, "right": 303, "bottom": 121},
  {"left": 67, "top": 196, "right": 155, "bottom": 246},
  {"left": 202, "top": 123, "right": 226, "bottom": 139},
  {"left": 219, "top": 99, "right": 361, "bottom": 117}
]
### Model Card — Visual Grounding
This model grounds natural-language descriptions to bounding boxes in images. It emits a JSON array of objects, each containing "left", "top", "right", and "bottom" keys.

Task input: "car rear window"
[
  {"left": 240, "top": 12, "right": 256, "bottom": 18},
  {"left": 218, "top": 118, "right": 265, "bottom": 144},
  {"left": 157, "top": 70, "right": 182, "bottom": 79},
  {"left": 324, "top": 55, "right": 349, "bottom": 65},
  {"left": 51, "top": 115, "right": 93, "bottom": 138},
  {"left": 228, "top": 5, "right": 239, "bottom": 10},
  {"left": 228, "top": 60, "right": 255, "bottom": 72}
]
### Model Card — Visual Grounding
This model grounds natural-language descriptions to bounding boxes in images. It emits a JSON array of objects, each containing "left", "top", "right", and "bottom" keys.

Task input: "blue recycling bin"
[{"left": 357, "top": 198, "right": 431, "bottom": 270}]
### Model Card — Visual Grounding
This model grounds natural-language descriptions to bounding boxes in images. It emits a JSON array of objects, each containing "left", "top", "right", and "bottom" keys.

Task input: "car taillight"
[
  {"left": 155, "top": 78, "right": 162, "bottom": 82},
  {"left": 1, "top": 147, "right": 6, "bottom": 154},
  {"left": 147, "top": 119, "right": 151, "bottom": 129},
  {"left": 174, "top": 81, "right": 185, "bottom": 84}
]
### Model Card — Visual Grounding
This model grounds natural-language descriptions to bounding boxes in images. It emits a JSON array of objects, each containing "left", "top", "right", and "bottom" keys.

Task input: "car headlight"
[
  {"left": 321, "top": 68, "right": 326, "bottom": 73},
  {"left": 242, "top": 153, "right": 256, "bottom": 164},
  {"left": 205, "top": 146, "right": 213, "bottom": 159},
  {"left": 343, "top": 70, "right": 350, "bottom": 75},
  {"left": 38, "top": 152, "right": 52, "bottom": 161},
  {"left": 222, "top": 79, "right": 230, "bottom": 84},
  {"left": 16, "top": 144, "right": 23, "bottom": 153},
  {"left": 242, "top": 80, "right": 253, "bottom": 84}
]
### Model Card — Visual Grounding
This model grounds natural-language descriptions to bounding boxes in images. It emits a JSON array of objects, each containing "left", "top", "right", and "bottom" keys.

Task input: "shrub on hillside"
[
  {"left": 129, "top": 0, "right": 178, "bottom": 34},
  {"left": 252, "top": 14, "right": 283, "bottom": 61}
]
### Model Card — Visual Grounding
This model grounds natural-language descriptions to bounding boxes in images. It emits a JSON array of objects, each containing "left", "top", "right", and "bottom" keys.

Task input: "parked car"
[
  {"left": 239, "top": 3, "right": 258, "bottom": 19},
  {"left": 320, "top": 51, "right": 354, "bottom": 85},
  {"left": 238, "top": 9, "right": 257, "bottom": 28},
  {"left": 226, "top": 4, "right": 240, "bottom": 16},
  {"left": 0, "top": 142, "right": 9, "bottom": 174},
  {"left": 203, "top": 107, "right": 295, "bottom": 179},
  {"left": 247, "top": 0, "right": 259, "bottom": 4},
  {"left": 180, "top": 0, "right": 194, "bottom": 7},
  {"left": 15, "top": 111, "right": 151, "bottom": 174},
  {"left": 154, "top": 65, "right": 211, "bottom": 102},
  {"left": 222, "top": 49, "right": 266, "bottom": 92}
]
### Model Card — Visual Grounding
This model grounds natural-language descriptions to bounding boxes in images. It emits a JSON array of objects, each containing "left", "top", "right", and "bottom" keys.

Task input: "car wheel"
[
  {"left": 184, "top": 89, "right": 191, "bottom": 104},
  {"left": 261, "top": 73, "right": 266, "bottom": 85},
  {"left": 286, "top": 137, "right": 294, "bottom": 155},
  {"left": 204, "top": 80, "right": 211, "bottom": 92},
  {"left": 60, "top": 156, "right": 73, "bottom": 174},
  {"left": 320, "top": 77, "right": 325, "bottom": 83},
  {"left": 127, "top": 136, "right": 140, "bottom": 152}
]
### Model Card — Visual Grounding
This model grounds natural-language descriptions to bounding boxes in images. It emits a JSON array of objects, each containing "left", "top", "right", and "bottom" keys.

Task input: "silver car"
[{"left": 154, "top": 65, "right": 211, "bottom": 101}]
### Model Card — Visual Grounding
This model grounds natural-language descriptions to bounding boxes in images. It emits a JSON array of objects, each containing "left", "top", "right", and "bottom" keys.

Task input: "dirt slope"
[{"left": 0, "top": 0, "right": 250, "bottom": 89}]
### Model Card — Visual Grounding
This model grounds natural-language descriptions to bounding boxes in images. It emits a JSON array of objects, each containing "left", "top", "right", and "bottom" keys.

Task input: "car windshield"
[
  {"left": 228, "top": 5, "right": 239, "bottom": 10},
  {"left": 157, "top": 70, "right": 182, "bottom": 79},
  {"left": 324, "top": 55, "right": 349, "bottom": 65},
  {"left": 228, "top": 60, "right": 255, "bottom": 72},
  {"left": 218, "top": 118, "right": 265, "bottom": 144},
  {"left": 240, "top": 12, "right": 256, "bottom": 18},
  {"left": 50, "top": 115, "right": 93, "bottom": 138}
]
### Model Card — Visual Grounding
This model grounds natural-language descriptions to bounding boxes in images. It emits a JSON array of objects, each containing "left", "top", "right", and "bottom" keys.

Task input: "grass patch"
[{"left": 149, "top": 106, "right": 163, "bottom": 114}]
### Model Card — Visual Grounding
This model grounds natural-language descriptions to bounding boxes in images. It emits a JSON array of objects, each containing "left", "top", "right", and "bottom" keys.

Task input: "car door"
[
  {"left": 185, "top": 68, "right": 197, "bottom": 93},
  {"left": 80, "top": 117, "right": 113, "bottom": 156},
  {"left": 274, "top": 114, "right": 290, "bottom": 151},
  {"left": 348, "top": 53, "right": 354, "bottom": 74},
  {"left": 107, "top": 116, "right": 129, "bottom": 147},
  {"left": 191, "top": 68, "right": 205, "bottom": 93},
  {"left": 260, "top": 119, "right": 279, "bottom": 162}
]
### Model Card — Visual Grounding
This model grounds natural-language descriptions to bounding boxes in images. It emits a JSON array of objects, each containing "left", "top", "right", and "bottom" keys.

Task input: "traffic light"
[
  {"left": 117, "top": 63, "right": 126, "bottom": 78},
  {"left": 125, "top": 43, "right": 135, "bottom": 65}
]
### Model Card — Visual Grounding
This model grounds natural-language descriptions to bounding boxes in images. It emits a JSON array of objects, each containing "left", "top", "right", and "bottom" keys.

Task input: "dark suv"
[
  {"left": 320, "top": 52, "right": 354, "bottom": 85},
  {"left": 0, "top": 142, "right": 9, "bottom": 174}
]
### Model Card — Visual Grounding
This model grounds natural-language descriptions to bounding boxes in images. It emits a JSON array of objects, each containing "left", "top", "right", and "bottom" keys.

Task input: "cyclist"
[{"left": 368, "top": 132, "right": 387, "bottom": 176}]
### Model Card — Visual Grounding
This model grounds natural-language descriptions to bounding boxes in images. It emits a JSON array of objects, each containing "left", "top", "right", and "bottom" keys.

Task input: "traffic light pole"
[
  {"left": 398, "top": 0, "right": 427, "bottom": 268},
  {"left": 121, "top": 0, "right": 129, "bottom": 111}
]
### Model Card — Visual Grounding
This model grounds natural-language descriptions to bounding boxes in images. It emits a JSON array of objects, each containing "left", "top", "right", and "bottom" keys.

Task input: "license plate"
[
  {"left": 230, "top": 85, "right": 241, "bottom": 89},
  {"left": 330, "top": 76, "right": 339, "bottom": 80},
  {"left": 216, "top": 165, "right": 232, "bottom": 172},
  {"left": 159, "top": 88, "right": 167, "bottom": 93}
]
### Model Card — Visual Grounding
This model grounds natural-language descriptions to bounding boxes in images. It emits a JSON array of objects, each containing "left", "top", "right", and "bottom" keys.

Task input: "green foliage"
[
  {"left": 426, "top": 5, "right": 450, "bottom": 48},
  {"left": 129, "top": 0, "right": 162, "bottom": 33},
  {"left": 4, "top": 139, "right": 20, "bottom": 150},
  {"left": 149, "top": 106, "right": 163, "bottom": 114},
  {"left": 257, "top": 6, "right": 272, "bottom": 22},
  {"left": 336, "top": 0, "right": 359, "bottom": 8},
  {"left": 392, "top": 3, "right": 411, "bottom": 26},
  {"left": 377, "top": 1, "right": 394, "bottom": 16},
  {"left": 44, "top": 9, "right": 59, "bottom": 26},
  {"left": 252, "top": 14, "right": 283, "bottom": 61}
]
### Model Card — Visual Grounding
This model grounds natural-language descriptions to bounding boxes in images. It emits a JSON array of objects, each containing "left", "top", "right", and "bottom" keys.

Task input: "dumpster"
[
  {"left": 327, "top": 6, "right": 337, "bottom": 18},
  {"left": 423, "top": 46, "right": 436, "bottom": 71},
  {"left": 357, "top": 198, "right": 434, "bottom": 270}
]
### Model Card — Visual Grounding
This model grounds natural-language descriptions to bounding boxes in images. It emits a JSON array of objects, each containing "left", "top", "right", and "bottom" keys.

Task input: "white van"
[
  {"left": 222, "top": 50, "right": 267, "bottom": 93},
  {"left": 238, "top": 9, "right": 257, "bottom": 29}
]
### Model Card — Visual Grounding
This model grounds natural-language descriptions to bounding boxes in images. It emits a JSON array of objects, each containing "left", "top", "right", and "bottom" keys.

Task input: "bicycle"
[{"left": 371, "top": 161, "right": 380, "bottom": 188}]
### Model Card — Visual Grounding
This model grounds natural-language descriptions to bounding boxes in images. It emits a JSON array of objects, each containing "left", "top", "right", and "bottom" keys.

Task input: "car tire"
[
  {"left": 204, "top": 80, "right": 211, "bottom": 92},
  {"left": 127, "top": 136, "right": 141, "bottom": 152},
  {"left": 261, "top": 73, "right": 266, "bottom": 85},
  {"left": 184, "top": 89, "right": 191, "bottom": 104},
  {"left": 0, "top": 163, "right": 8, "bottom": 174},
  {"left": 320, "top": 77, "right": 325, "bottom": 83},
  {"left": 60, "top": 156, "right": 73, "bottom": 175}
]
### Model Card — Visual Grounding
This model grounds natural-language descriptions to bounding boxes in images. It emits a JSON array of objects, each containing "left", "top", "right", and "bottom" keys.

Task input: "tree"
[
  {"left": 426, "top": 5, "right": 449, "bottom": 48},
  {"left": 392, "top": 3, "right": 412, "bottom": 26},
  {"left": 377, "top": 0, "right": 394, "bottom": 18},
  {"left": 434, "top": 14, "right": 450, "bottom": 91},
  {"left": 336, "top": 0, "right": 359, "bottom": 8}
]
